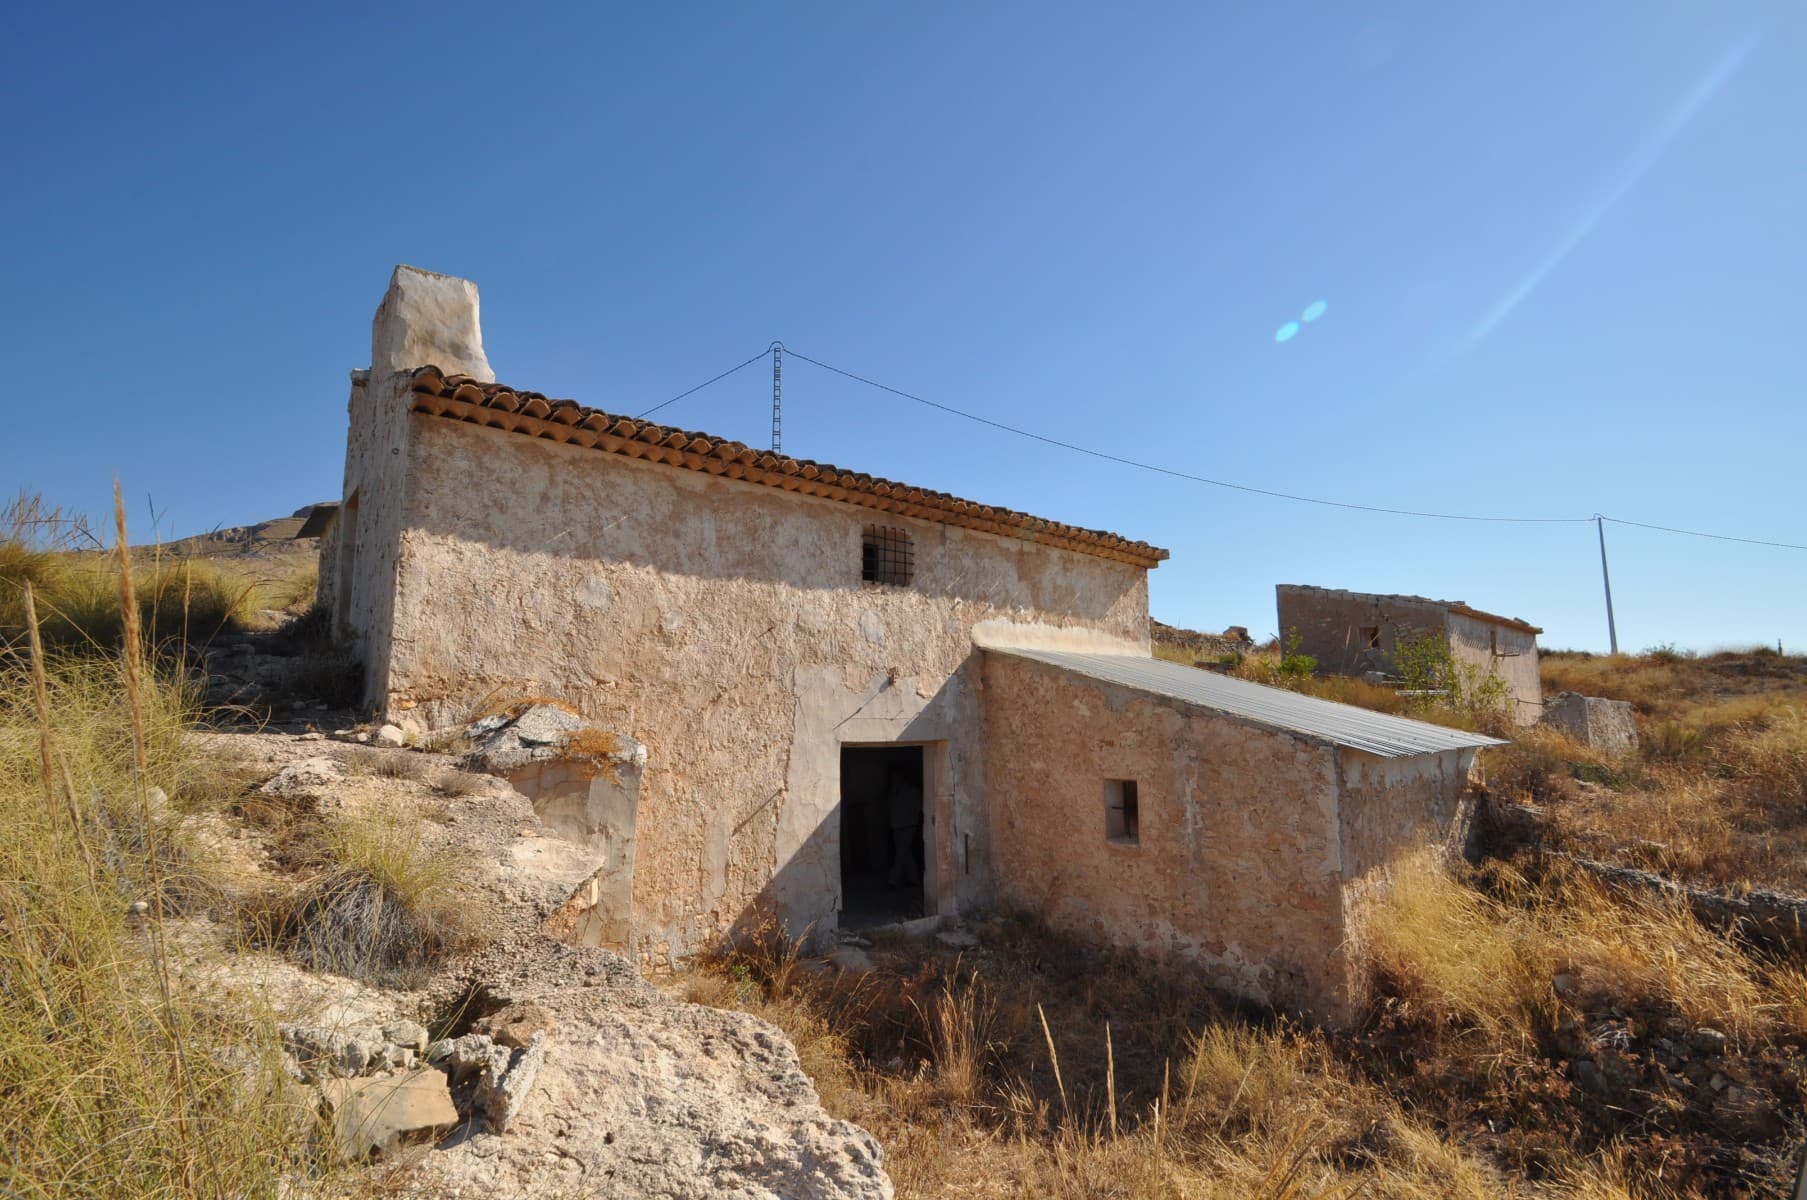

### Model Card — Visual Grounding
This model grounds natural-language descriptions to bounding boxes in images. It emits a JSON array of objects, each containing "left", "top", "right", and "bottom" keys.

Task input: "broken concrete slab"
[
  {"left": 320, "top": 1067, "right": 459, "bottom": 1160},
  {"left": 463, "top": 704, "right": 645, "bottom": 778},
  {"left": 1541, "top": 692, "right": 1639, "bottom": 755}
]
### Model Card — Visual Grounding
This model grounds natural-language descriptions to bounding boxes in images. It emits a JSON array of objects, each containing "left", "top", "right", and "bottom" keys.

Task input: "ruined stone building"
[
  {"left": 1276, "top": 584, "right": 1543, "bottom": 725},
  {"left": 318, "top": 266, "right": 1503, "bottom": 1022}
]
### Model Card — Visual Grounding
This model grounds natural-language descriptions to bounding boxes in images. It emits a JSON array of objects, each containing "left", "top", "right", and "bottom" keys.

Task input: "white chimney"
[{"left": 369, "top": 264, "right": 494, "bottom": 382}]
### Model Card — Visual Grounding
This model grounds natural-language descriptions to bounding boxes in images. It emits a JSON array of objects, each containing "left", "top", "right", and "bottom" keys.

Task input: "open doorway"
[{"left": 839, "top": 744, "right": 925, "bottom": 929}]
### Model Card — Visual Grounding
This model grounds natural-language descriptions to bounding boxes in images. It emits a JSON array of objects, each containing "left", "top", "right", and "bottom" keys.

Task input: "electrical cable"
[
  {"left": 1601, "top": 516, "right": 1807, "bottom": 553},
  {"left": 642, "top": 345, "right": 1806, "bottom": 552},
  {"left": 783, "top": 348, "right": 1592, "bottom": 525},
  {"left": 635, "top": 349, "right": 773, "bottom": 420}
]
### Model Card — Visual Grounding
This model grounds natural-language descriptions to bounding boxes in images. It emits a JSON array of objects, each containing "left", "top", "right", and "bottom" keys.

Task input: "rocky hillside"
[{"left": 177, "top": 630, "right": 894, "bottom": 1198}]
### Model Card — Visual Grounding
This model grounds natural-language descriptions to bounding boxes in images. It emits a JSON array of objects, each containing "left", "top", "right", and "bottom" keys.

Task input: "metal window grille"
[{"left": 861, "top": 525, "right": 914, "bottom": 587}]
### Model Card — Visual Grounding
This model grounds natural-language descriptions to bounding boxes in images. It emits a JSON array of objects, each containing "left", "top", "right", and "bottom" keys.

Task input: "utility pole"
[
  {"left": 770, "top": 342, "right": 784, "bottom": 454},
  {"left": 1596, "top": 515, "right": 1619, "bottom": 655}
]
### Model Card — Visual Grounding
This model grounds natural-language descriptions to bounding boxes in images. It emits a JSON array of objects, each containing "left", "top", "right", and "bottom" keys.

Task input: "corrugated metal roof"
[{"left": 989, "top": 647, "right": 1509, "bottom": 758}]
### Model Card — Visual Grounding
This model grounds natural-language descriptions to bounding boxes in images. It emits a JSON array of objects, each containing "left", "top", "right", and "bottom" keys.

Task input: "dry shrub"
[
  {"left": 435, "top": 769, "right": 489, "bottom": 797},
  {"left": 468, "top": 686, "right": 580, "bottom": 723},
  {"left": 249, "top": 810, "right": 469, "bottom": 987},
  {"left": 683, "top": 915, "right": 1534, "bottom": 1199},
  {"left": 271, "top": 561, "right": 318, "bottom": 613},
  {"left": 364, "top": 748, "right": 433, "bottom": 780},
  {"left": 1488, "top": 726, "right": 1603, "bottom": 804},
  {"left": 4, "top": 553, "right": 259, "bottom": 651}
]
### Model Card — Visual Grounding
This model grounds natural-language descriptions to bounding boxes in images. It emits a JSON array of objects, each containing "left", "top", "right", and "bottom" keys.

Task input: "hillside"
[{"left": 3, "top": 552, "right": 1805, "bottom": 1197}]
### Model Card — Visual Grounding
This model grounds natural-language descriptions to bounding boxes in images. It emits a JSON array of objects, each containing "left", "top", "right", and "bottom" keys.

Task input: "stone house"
[
  {"left": 1276, "top": 584, "right": 1543, "bottom": 725},
  {"left": 318, "top": 266, "right": 1503, "bottom": 1022}
]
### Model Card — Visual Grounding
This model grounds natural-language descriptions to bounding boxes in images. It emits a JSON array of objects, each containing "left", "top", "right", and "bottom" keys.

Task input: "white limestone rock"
[
  {"left": 413, "top": 982, "right": 893, "bottom": 1199},
  {"left": 258, "top": 756, "right": 346, "bottom": 799}
]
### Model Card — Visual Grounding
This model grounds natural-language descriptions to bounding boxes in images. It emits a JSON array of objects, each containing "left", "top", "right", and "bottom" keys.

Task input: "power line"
[
  {"left": 635, "top": 349, "right": 773, "bottom": 420},
  {"left": 1601, "top": 516, "right": 1807, "bottom": 553},
  {"left": 636, "top": 344, "right": 1806, "bottom": 553},
  {"left": 783, "top": 348, "right": 1592, "bottom": 526}
]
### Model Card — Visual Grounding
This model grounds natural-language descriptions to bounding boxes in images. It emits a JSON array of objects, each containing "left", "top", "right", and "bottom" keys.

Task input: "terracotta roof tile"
[{"left": 405, "top": 365, "right": 1168, "bottom": 568}]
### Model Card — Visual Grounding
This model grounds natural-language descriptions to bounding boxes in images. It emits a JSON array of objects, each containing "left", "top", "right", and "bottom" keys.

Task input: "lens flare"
[
  {"left": 1301, "top": 299, "right": 1328, "bottom": 323},
  {"left": 1274, "top": 321, "right": 1300, "bottom": 343}
]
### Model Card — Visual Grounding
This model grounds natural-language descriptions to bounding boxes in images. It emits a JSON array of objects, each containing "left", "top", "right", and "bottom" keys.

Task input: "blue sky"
[{"left": 3, "top": 3, "right": 1802, "bottom": 651}]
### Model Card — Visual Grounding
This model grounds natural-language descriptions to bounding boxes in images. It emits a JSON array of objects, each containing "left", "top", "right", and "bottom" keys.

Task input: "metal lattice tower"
[{"left": 769, "top": 342, "right": 784, "bottom": 453}]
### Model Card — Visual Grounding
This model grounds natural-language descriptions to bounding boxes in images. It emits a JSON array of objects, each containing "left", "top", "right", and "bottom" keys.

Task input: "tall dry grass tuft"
[
  {"left": 1, "top": 489, "right": 268, "bottom": 653},
  {"left": 243, "top": 808, "right": 470, "bottom": 987},
  {"left": 0, "top": 579, "right": 349, "bottom": 1195},
  {"left": 910, "top": 967, "right": 996, "bottom": 1109}
]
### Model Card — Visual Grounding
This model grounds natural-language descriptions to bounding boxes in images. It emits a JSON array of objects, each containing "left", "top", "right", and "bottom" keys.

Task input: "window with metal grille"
[{"left": 861, "top": 525, "right": 914, "bottom": 587}]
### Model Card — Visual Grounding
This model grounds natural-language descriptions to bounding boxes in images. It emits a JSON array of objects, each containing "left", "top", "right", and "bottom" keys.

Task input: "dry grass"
[
  {"left": 1500, "top": 648, "right": 1807, "bottom": 892},
  {"left": 680, "top": 910, "right": 1713, "bottom": 1198},
  {"left": 344, "top": 746, "right": 436, "bottom": 781},
  {"left": 1155, "top": 636, "right": 1499, "bottom": 731},
  {"left": 1541, "top": 648, "right": 1807, "bottom": 727},
  {"left": 468, "top": 686, "right": 581, "bottom": 724},
  {"left": 242, "top": 807, "right": 470, "bottom": 987},
  {"left": 0, "top": 502, "right": 366, "bottom": 1197},
  {"left": 1364, "top": 855, "right": 1802, "bottom": 1047},
  {"left": 696, "top": 891, "right": 1805, "bottom": 1196},
  {"left": 1, "top": 490, "right": 338, "bottom": 654},
  {"left": 1173, "top": 636, "right": 1807, "bottom": 895},
  {"left": 434, "top": 768, "right": 489, "bottom": 797}
]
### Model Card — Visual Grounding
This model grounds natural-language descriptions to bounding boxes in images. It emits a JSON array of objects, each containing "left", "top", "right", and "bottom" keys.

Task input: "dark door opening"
[{"left": 839, "top": 744, "right": 925, "bottom": 929}]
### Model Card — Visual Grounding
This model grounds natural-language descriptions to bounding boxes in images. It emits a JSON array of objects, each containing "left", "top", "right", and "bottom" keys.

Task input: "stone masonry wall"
[
  {"left": 1334, "top": 746, "right": 1478, "bottom": 1002},
  {"left": 1277, "top": 585, "right": 1448, "bottom": 678},
  {"left": 384, "top": 414, "right": 1152, "bottom": 966},
  {"left": 979, "top": 651, "right": 1355, "bottom": 1021},
  {"left": 1278, "top": 586, "right": 1540, "bottom": 726}
]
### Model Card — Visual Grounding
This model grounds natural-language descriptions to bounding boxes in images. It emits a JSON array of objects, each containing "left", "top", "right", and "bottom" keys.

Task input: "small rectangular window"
[
  {"left": 861, "top": 524, "right": 914, "bottom": 587},
  {"left": 1104, "top": 779, "right": 1139, "bottom": 845},
  {"left": 1360, "top": 625, "right": 1381, "bottom": 649}
]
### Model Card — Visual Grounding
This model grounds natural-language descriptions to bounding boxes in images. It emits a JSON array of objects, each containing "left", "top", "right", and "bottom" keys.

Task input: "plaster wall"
[
  {"left": 320, "top": 370, "right": 417, "bottom": 706},
  {"left": 1334, "top": 746, "right": 1479, "bottom": 1002},
  {"left": 381, "top": 414, "right": 1152, "bottom": 964},
  {"left": 1445, "top": 612, "right": 1541, "bottom": 724},
  {"left": 320, "top": 266, "right": 502, "bottom": 711},
  {"left": 979, "top": 652, "right": 1355, "bottom": 1021}
]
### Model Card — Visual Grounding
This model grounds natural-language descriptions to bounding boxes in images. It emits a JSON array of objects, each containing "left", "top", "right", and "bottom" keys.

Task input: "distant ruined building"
[
  {"left": 315, "top": 266, "right": 1503, "bottom": 1023},
  {"left": 1276, "top": 584, "right": 1543, "bottom": 725}
]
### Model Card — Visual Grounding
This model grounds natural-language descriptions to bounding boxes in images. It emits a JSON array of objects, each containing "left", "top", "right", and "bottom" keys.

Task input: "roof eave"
[{"left": 404, "top": 365, "right": 1169, "bottom": 570}]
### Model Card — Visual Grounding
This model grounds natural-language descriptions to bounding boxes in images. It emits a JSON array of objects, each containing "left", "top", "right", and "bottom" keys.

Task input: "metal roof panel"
[{"left": 988, "top": 647, "right": 1509, "bottom": 757}]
